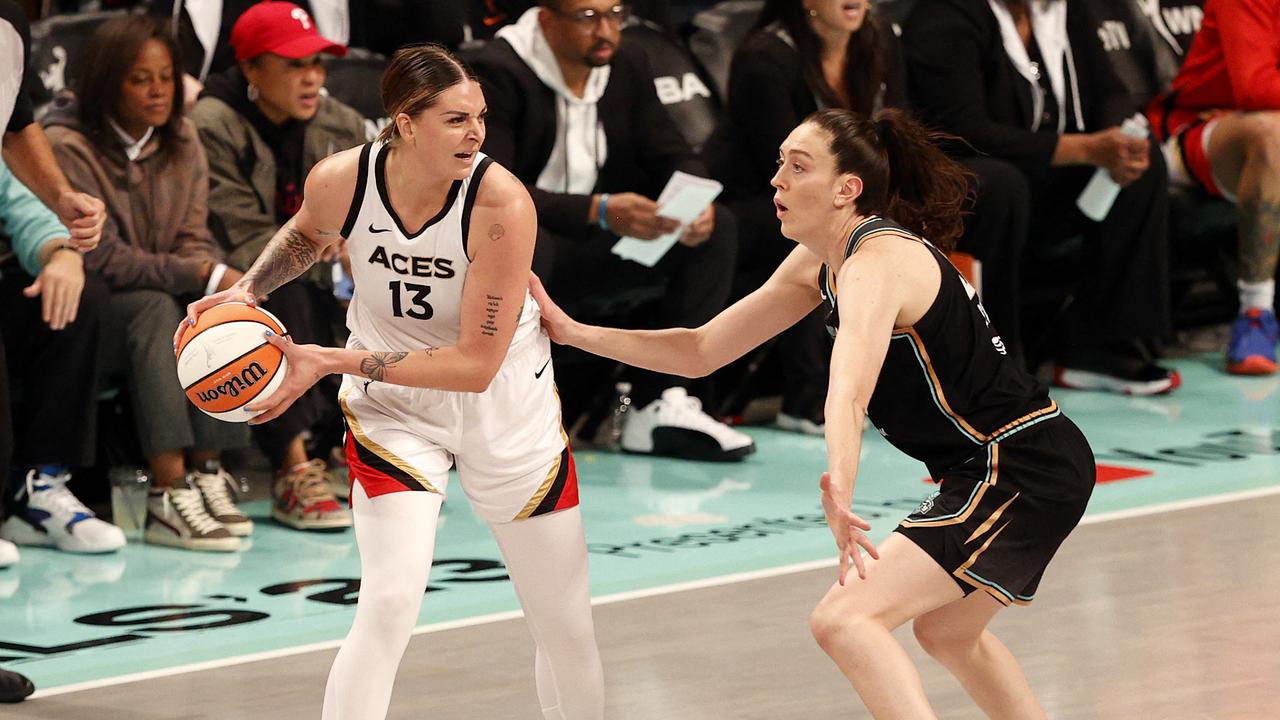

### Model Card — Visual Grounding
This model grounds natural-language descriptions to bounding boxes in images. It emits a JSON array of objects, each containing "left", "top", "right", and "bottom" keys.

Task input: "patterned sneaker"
[
  {"left": 327, "top": 446, "right": 351, "bottom": 501},
  {"left": 0, "top": 468, "right": 126, "bottom": 553},
  {"left": 1226, "top": 308, "right": 1279, "bottom": 375},
  {"left": 191, "top": 467, "right": 254, "bottom": 537},
  {"left": 144, "top": 486, "right": 241, "bottom": 552},
  {"left": 0, "top": 539, "right": 17, "bottom": 568},
  {"left": 273, "top": 460, "right": 352, "bottom": 530},
  {"left": 621, "top": 387, "right": 756, "bottom": 461}
]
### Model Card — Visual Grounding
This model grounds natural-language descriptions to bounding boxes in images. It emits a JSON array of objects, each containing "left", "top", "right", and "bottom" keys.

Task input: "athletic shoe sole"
[
  {"left": 143, "top": 528, "right": 241, "bottom": 553},
  {"left": 1226, "top": 356, "right": 1278, "bottom": 375},
  {"left": 776, "top": 413, "right": 825, "bottom": 436},
  {"left": 216, "top": 518, "right": 255, "bottom": 537},
  {"left": 0, "top": 516, "right": 124, "bottom": 554},
  {"left": 271, "top": 507, "right": 352, "bottom": 531},
  {"left": 1053, "top": 366, "right": 1180, "bottom": 396},
  {"left": 0, "top": 542, "right": 18, "bottom": 568}
]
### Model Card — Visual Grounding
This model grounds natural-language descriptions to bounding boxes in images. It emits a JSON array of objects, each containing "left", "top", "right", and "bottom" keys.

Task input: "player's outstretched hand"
[
  {"left": 245, "top": 330, "right": 324, "bottom": 425},
  {"left": 173, "top": 284, "right": 258, "bottom": 351},
  {"left": 529, "top": 272, "right": 577, "bottom": 346},
  {"left": 820, "top": 472, "right": 879, "bottom": 585}
]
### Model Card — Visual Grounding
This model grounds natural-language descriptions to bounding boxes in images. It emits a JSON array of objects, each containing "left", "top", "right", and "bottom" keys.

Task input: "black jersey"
[{"left": 819, "top": 216, "right": 1057, "bottom": 477}]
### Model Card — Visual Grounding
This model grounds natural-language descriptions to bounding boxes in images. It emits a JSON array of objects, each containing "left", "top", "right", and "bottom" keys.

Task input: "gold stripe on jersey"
[
  {"left": 513, "top": 385, "right": 570, "bottom": 520},
  {"left": 965, "top": 491, "right": 1020, "bottom": 544},
  {"left": 897, "top": 328, "right": 988, "bottom": 444},
  {"left": 899, "top": 444, "right": 1000, "bottom": 529},
  {"left": 339, "top": 391, "right": 439, "bottom": 494},
  {"left": 953, "top": 520, "right": 1016, "bottom": 606},
  {"left": 515, "top": 452, "right": 563, "bottom": 520}
]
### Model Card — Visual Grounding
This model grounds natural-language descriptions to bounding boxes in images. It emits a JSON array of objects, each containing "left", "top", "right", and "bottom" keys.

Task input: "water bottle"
[
  {"left": 1077, "top": 114, "right": 1150, "bottom": 222},
  {"left": 605, "top": 381, "right": 633, "bottom": 450},
  {"left": 109, "top": 466, "right": 151, "bottom": 541}
]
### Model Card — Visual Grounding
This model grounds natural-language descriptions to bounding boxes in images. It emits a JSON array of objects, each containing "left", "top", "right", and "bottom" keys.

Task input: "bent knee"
[
  {"left": 808, "top": 597, "right": 879, "bottom": 651},
  {"left": 1243, "top": 115, "right": 1280, "bottom": 168},
  {"left": 912, "top": 615, "right": 980, "bottom": 659}
]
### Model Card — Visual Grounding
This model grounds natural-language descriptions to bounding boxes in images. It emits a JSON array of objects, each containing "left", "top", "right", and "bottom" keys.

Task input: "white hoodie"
[{"left": 497, "top": 8, "right": 610, "bottom": 195}]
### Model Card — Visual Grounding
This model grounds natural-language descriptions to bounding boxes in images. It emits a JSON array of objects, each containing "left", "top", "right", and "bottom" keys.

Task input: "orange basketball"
[{"left": 175, "top": 302, "right": 289, "bottom": 422}]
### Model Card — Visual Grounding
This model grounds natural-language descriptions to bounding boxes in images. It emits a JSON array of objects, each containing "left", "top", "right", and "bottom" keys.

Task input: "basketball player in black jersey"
[{"left": 531, "top": 108, "right": 1096, "bottom": 718}]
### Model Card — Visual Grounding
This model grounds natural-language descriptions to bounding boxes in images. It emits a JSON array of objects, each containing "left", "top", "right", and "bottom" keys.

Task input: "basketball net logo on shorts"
[{"left": 196, "top": 362, "right": 269, "bottom": 404}]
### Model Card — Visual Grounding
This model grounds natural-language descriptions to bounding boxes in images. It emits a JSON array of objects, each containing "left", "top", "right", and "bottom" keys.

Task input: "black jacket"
[
  {"left": 903, "top": 0, "right": 1134, "bottom": 177},
  {"left": 471, "top": 39, "right": 706, "bottom": 242},
  {"left": 719, "top": 21, "right": 908, "bottom": 199}
]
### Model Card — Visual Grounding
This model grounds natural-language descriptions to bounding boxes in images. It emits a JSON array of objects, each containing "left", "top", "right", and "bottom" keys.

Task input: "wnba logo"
[{"left": 197, "top": 362, "right": 268, "bottom": 403}]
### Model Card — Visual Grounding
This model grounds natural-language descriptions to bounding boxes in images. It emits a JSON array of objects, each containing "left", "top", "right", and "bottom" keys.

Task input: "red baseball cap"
[{"left": 230, "top": 2, "right": 348, "bottom": 62}]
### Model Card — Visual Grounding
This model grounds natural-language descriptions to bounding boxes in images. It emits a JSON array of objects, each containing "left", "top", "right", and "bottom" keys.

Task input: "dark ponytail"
[{"left": 807, "top": 108, "right": 972, "bottom": 250}]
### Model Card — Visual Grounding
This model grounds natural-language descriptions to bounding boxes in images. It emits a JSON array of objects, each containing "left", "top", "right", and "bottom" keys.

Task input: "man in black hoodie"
[{"left": 472, "top": 0, "right": 754, "bottom": 463}]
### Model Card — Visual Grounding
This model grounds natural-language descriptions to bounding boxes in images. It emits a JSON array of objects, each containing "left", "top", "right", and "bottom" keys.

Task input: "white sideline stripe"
[{"left": 27, "top": 484, "right": 1280, "bottom": 699}]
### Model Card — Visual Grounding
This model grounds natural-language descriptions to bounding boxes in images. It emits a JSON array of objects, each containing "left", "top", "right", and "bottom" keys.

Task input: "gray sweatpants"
[{"left": 99, "top": 289, "right": 247, "bottom": 459}]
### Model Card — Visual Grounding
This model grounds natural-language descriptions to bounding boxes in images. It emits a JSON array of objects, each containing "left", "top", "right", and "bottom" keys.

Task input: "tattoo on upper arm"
[
  {"left": 481, "top": 295, "right": 501, "bottom": 336},
  {"left": 244, "top": 224, "right": 322, "bottom": 295},
  {"left": 488, "top": 223, "right": 504, "bottom": 242},
  {"left": 360, "top": 351, "right": 409, "bottom": 382}
]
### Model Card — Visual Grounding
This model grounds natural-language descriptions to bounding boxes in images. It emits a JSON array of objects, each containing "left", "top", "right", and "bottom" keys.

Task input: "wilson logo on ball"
[{"left": 176, "top": 303, "right": 290, "bottom": 423}]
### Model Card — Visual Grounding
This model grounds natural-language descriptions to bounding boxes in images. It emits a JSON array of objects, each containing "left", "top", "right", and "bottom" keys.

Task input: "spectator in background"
[
  {"left": 0, "top": 0, "right": 106, "bottom": 702},
  {"left": 906, "top": 0, "right": 1179, "bottom": 396},
  {"left": 470, "top": 0, "right": 675, "bottom": 40},
  {"left": 1, "top": 0, "right": 105, "bottom": 260},
  {"left": 43, "top": 14, "right": 253, "bottom": 552},
  {"left": 190, "top": 1, "right": 362, "bottom": 529},
  {"left": 151, "top": 0, "right": 470, "bottom": 109},
  {"left": 0, "top": 158, "right": 125, "bottom": 558},
  {"left": 1148, "top": 0, "right": 1280, "bottom": 375},
  {"left": 472, "top": 0, "right": 753, "bottom": 462},
  {"left": 716, "top": 0, "right": 908, "bottom": 434}
]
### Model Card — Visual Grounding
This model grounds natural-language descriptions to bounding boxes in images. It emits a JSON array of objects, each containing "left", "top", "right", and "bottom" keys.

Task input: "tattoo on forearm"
[
  {"left": 482, "top": 295, "right": 501, "bottom": 336},
  {"left": 360, "top": 351, "right": 409, "bottom": 382},
  {"left": 488, "top": 223, "right": 504, "bottom": 242},
  {"left": 244, "top": 223, "right": 322, "bottom": 295},
  {"left": 1239, "top": 197, "right": 1280, "bottom": 283}
]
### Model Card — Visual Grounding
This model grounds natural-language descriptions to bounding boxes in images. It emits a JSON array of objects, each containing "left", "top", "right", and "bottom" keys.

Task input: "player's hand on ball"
[
  {"left": 245, "top": 330, "right": 323, "bottom": 425},
  {"left": 528, "top": 272, "right": 576, "bottom": 346},
  {"left": 820, "top": 472, "right": 879, "bottom": 585},
  {"left": 173, "top": 283, "right": 258, "bottom": 350}
]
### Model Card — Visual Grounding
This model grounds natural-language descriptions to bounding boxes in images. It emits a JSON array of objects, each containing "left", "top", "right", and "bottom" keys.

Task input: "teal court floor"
[{"left": 3, "top": 354, "right": 1280, "bottom": 701}]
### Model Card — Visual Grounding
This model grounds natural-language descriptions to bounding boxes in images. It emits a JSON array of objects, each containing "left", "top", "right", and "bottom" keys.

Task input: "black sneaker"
[
  {"left": 0, "top": 667, "right": 34, "bottom": 703},
  {"left": 1052, "top": 344, "right": 1181, "bottom": 396}
]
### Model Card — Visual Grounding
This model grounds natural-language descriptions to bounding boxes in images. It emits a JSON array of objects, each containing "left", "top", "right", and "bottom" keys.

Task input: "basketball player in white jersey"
[{"left": 177, "top": 44, "right": 604, "bottom": 720}]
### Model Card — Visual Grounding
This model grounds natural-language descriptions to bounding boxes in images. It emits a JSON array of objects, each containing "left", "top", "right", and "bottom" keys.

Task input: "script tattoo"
[
  {"left": 360, "top": 351, "right": 409, "bottom": 383},
  {"left": 243, "top": 223, "right": 322, "bottom": 296},
  {"left": 1239, "top": 198, "right": 1280, "bottom": 283},
  {"left": 488, "top": 223, "right": 505, "bottom": 242},
  {"left": 481, "top": 295, "right": 501, "bottom": 336}
]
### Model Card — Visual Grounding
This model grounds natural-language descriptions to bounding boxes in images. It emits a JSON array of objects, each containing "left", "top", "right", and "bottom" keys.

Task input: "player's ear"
[{"left": 833, "top": 173, "right": 863, "bottom": 209}]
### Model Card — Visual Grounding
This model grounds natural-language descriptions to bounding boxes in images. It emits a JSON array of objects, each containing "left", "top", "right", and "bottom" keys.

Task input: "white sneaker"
[
  {"left": 0, "top": 468, "right": 126, "bottom": 553},
  {"left": 620, "top": 387, "right": 756, "bottom": 461},
  {"left": 776, "top": 412, "right": 825, "bottom": 436},
  {"left": 0, "top": 538, "right": 18, "bottom": 568},
  {"left": 191, "top": 468, "right": 254, "bottom": 537},
  {"left": 145, "top": 487, "right": 241, "bottom": 552}
]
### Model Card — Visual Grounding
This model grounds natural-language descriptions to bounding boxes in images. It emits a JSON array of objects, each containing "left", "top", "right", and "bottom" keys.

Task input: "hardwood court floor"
[{"left": 13, "top": 491, "right": 1278, "bottom": 720}]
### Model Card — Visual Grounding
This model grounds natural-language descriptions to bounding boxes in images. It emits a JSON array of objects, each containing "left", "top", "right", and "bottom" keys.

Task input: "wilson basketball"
[{"left": 175, "top": 302, "right": 289, "bottom": 422}]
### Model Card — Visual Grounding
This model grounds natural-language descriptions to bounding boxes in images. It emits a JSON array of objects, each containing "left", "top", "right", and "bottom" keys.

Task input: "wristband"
[
  {"left": 597, "top": 193, "right": 610, "bottom": 231},
  {"left": 205, "top": 263, "right": 228, "bottom": 296}
]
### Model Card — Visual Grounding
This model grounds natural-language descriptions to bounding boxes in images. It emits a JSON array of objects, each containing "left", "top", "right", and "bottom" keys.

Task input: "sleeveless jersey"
[
  {"left": 819, "top": 217, "right": 1058, "bottom": 477},
  {"left": 339, "top": 142, "right": 539, "bottom": 351}
]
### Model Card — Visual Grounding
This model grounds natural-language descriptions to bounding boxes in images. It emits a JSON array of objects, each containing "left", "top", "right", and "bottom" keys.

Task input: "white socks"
[{"left": 1239, "top": 279, "right": 1275, "bottom": 312}]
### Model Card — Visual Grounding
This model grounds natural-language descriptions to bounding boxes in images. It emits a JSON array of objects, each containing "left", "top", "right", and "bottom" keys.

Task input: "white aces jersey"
[{"left": 339, "top": 142, "right": 540, "bottom": 352}]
